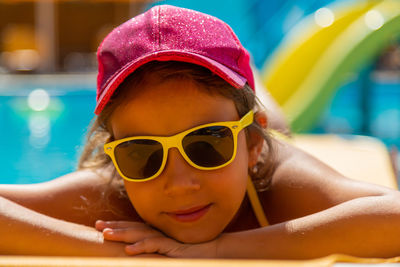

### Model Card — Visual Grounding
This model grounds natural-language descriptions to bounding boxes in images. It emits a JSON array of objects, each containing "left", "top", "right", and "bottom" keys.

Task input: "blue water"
[
  {"left": 312, "top": 76, "right": 400, "bottom": 151},
  {"left": 0, "top": 76, "right": 96, "bottom": 184}
]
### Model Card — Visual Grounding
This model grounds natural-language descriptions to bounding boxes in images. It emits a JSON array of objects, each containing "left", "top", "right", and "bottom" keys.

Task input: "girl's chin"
[{"left": 165, "top": 228, "right": 222, "bottom": 244}]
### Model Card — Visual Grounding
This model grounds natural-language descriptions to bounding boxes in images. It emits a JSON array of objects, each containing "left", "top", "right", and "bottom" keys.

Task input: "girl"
[{"left": 1, "top": 5, "right": 400, "bottom": 259}]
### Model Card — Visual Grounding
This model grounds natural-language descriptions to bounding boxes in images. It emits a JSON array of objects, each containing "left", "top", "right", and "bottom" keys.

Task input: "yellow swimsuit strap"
[
  {"left": 246, "top": 129, "right": 291, "bottom": 227},
  {"left": 246, "top": 175, "right": 269, "bottom": 227}
]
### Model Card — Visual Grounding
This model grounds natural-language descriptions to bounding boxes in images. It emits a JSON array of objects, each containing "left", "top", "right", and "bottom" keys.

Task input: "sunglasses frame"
[{"left": 104, "top": 110, "right": 254, "bottom": 182}]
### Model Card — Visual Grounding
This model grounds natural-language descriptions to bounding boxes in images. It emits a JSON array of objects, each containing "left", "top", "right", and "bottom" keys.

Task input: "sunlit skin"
[{"left": 109, "top": 77, "right": 260, "bottom": 243}]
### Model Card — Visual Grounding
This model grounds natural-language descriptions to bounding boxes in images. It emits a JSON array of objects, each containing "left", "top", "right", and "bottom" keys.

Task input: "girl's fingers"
[
  {"left": 125, "top": 237, "right": 176, "bottom": 256},
  {"left": 125, "top": 237, "right": 218, "bottom": 258},
  {"left": 95, "top": 220, "right": 145, "bottom": 231},
  {"left": 95, "top": 220, "right": 106, "bottom": 231},
  {"left": 103, "top": 227, "right": 162, "bottom": 243}
]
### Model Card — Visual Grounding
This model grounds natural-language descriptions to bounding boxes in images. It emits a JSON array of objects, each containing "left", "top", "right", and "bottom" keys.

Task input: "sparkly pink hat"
[{"left": 95, "top": 5, "right": 255, "bottom": 115}]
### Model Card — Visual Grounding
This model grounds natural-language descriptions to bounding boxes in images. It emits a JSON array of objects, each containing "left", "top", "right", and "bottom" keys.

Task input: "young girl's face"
[{"left": 109, "top": 77, "right": 252, "bottom": 243}]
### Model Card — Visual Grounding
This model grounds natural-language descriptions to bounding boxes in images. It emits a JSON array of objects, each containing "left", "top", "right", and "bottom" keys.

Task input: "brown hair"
[{"left": 78, "top": 61, "right": 276, "bottom": 209}]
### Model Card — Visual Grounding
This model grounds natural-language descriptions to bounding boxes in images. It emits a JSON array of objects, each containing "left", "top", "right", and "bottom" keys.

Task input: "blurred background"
[{"left": 0, "top": 0, "right": 399, "bottom": 184}]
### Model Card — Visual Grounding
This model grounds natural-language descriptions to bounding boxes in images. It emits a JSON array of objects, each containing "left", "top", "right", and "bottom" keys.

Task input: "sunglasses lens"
[
  {"left": 115, "top": 139, "right": 163, "bottom": 180},
  {"left": 182, "top": 126, "right": 234, "bottom": 168}
]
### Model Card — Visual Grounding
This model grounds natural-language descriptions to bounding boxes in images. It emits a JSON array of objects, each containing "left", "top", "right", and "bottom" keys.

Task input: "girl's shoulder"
[{"left": 260, "top": 136, "right": 392, "bottom": 225}]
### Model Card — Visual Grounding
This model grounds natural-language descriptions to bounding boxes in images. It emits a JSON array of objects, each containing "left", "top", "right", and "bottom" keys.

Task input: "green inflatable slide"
[{"left": 262, "top": 0, "right": 400, "bottom": 132}]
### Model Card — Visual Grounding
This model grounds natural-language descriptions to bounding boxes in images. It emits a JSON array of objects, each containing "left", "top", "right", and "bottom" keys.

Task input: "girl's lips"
[{"left": 165, "top": 204, "right": 212, "bottom": 223}]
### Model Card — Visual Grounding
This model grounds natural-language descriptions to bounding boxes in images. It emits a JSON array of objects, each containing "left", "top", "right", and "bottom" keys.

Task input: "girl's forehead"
[{"left": 110, "top": 78, "right": 238, "bottom": 138}]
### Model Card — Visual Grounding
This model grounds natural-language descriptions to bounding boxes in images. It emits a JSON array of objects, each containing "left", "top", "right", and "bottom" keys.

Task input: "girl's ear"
[{"left": 247, "top": 111, "right": 268, "bottom": 168}]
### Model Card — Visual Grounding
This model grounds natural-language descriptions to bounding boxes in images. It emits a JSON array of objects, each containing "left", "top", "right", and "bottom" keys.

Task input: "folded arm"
[
  {"left": 218, "top": 192, "right": 400, "bottom": 259},
  {"left": 0, "top": 195, "right": 127, "bottom": 256},
  {"left": 0, "top": 170, "right": 143, "bottom": 256}
]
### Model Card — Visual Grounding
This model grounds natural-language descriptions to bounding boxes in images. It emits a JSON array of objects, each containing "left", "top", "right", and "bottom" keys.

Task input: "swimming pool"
[
  {"left": 0, "top": 74, "right": 96, "bottom": 184},
  {"left": 312, "top": 73, "right": 400, "bottom": 150}
]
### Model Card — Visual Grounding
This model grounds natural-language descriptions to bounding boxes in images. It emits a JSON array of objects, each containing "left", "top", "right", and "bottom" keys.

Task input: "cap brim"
[{"left": 95, "top": 50, "right": 247, "bottom": 115}]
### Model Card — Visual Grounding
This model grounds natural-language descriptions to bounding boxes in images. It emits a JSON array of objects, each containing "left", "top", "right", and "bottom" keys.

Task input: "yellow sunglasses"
[{"left": 104, "top": 110, "right": 253, "bottom": 182}]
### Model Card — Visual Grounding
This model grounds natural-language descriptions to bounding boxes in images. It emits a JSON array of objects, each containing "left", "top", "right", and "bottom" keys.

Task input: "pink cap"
[{"left": 95, "top": 5, "right": 255, "bottom": 115}]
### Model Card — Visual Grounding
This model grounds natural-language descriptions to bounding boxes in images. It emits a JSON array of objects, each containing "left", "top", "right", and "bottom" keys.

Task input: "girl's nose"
[{"left": 162, "top": 148, "right": 201, "bottom": 196}]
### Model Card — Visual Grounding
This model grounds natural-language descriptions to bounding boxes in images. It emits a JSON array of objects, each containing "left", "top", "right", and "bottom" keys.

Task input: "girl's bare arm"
[
  {"left": 0, "top": 195, "right": 128, "bottom": 256},
  {"left": 0, "top": 170, "right": 143, "bottom": 256},
  {"left": 0, "top": 170, "right": 139, "bottom": 226},
  {"left": 218, "top": 192, "right": 400, "bottom": 259}
]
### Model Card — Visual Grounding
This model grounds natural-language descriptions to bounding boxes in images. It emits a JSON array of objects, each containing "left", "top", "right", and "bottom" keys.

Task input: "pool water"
[
  {"left": 313, "top": 74, "right": 400, "bottom": 151},
  {"left": 0, "top": 74, "right": 96, "bottom": 184}
]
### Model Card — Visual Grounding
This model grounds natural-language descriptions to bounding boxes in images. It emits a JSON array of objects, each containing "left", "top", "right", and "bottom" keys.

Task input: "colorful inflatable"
[{"left": 262, "top": 0, "right": 400, "bottom": 132}]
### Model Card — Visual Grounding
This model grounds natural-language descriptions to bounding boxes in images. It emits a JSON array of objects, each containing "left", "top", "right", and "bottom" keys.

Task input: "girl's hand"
[{"left": 95, "top": 220, "right": 218, "bottom": 258}]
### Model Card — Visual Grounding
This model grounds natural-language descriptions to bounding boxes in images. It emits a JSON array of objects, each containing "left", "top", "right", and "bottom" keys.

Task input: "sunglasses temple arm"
[{"left": 240, "top": 110, "right": 254, "bottom": 129}]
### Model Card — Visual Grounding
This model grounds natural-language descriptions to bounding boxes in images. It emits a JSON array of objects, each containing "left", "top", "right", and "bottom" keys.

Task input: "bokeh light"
[
  {"left": 314, "top": 7, "right": 335, "bottom": 28},
  {"left": 364, "top": 10, "right": 384, "bottom": 30},
  {"left": 27, "top": 88, "right": 50, "bottom": 111}
]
